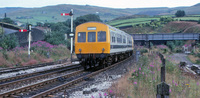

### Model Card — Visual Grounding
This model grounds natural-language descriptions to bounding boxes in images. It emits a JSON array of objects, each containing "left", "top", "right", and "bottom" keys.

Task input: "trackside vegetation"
[
  {"left": 0, "top": 14, "right": 102, "bottom": 68},
  {"left": 107, "top": 51, "right": 200, "bottom": 97}
]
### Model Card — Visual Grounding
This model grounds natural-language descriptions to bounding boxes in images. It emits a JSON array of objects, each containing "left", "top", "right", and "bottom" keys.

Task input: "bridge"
[
  {"left": 131, "top": 33, "right": 200, "bottom": 41},
  {"left": 131, "top": 33, "right": 200, "bottom": 46}
]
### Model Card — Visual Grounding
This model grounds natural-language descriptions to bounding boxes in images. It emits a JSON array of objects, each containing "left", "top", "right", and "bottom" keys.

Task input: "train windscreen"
[
  {"left": 78, "top": 32, "right": 86, "bottom": 42},
  {"left": 98, "top": 31, "right": 106, "bottom": 42},
  {"left": 88, "top": 32, "right": 96, "bottom": 42}
]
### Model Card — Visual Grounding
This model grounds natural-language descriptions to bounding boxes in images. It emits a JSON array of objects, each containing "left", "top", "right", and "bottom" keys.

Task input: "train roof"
[{"left": 76, "top": 21, "right": 131, "bottom": 36}]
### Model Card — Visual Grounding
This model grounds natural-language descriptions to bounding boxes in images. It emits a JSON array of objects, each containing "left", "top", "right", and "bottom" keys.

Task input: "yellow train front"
[{"left": 75, "top": 22, "right": 133, "bottom": 70}]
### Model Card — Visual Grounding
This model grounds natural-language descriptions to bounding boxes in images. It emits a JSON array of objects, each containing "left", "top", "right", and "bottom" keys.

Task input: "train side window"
[
  {"left": 88, "top": 32, "right": 96, "bottom": 42},
  {"left": 78, "top": 32, "right": 86, "bottom": 42},
  {"left": 123, "top": 36, "right": 126, "bottom": 43},
  {"left": 120, "top": 35, "right": 122, "bottom": 43},
  {"left": 98, "top": 31, "right": 106, "bottom": 42},
  {"left": 112, "top": 36, "right": 115, "bottom": 43}
]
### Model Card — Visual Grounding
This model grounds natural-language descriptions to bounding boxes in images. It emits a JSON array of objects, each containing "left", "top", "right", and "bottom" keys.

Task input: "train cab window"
[
  {"left": 98, "top": 31, "right": 106, "bottom": 42},
  {"left": 78, "top": 32, "right": 86, "bottom": 42},
  {"left": 88, "top": 32, "right": 96, "bottom": 42}
]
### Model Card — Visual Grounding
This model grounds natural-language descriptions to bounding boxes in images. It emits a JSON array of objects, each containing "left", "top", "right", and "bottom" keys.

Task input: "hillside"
[{"left": 0, "top": 3, "right": 200, "bottom": 24}]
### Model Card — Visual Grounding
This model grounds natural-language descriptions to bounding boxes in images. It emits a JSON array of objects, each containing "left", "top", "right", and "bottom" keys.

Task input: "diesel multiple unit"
[{"left": 75, "top": 22, "right": 134, "bottom": 69}]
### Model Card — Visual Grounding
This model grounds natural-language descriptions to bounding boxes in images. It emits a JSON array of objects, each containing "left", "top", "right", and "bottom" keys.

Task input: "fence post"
[{"left": 157, "top": 52, "right": 170, "bottom": 98}]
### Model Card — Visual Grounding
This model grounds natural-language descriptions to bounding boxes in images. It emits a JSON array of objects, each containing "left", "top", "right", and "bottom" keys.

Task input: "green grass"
[
  {"left": 174, "top": 17, "right": 200, "bottom": 21},
  {"left": 108, "top": 17, "right": 159, "bottom": 27},
  {"left": 0, "top": 26, "right": 2, "bottom": 35}
]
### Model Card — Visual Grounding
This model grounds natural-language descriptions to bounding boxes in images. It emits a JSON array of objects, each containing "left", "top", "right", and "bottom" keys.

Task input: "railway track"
[
  {"left": 0, "top": 69, "right": 85, "bottom": 98},
  {"left": 0, "top": 63, "right": 80, "bottom": 84},
  {"left": 0, "top": 58, "right": 68, "bottom": 75},
  {"left": 0, "top": 57, "right": 131, "bottom": 98},
  {"left": 0, "top": 64, "right": 81, "bottom": 93}
]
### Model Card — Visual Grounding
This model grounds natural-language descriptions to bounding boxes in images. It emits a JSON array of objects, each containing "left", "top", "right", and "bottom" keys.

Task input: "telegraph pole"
[{"left": 61, "top": 9, "right": 74, "bottom": 63}]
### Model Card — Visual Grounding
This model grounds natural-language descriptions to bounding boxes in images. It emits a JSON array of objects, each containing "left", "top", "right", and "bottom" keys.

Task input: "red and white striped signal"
[
  {"left": 61, "top": 13, "right": 70, "bottom": 16},
  {"left": 61, "top": 11, "right": 73, "bottom": 16},
  {"left": 19, "top": 29, "right": 28, "bottom": 32}
]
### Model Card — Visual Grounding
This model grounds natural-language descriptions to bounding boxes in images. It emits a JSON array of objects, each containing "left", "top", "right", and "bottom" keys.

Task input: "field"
[
  {"left": 107, "top": 17, "right": 159, "bottom": 28},
  {"left": 175, "top": 17, "right": 200, "bottom": 21},
  {"left": 107, "top": 15, "right": 200, "bottom": 30}
]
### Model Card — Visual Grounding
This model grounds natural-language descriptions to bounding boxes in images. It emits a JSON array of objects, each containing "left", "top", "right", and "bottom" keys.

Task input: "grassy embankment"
[
  {"left": 187, "top": 44, "right": 200, "bottom": 65},
  {"left": 105, "top": 48, "right": 200, "bottom": 97},
  {"left": 0, "top": 26, "right": 2, "bottom": 35},
  {"left": 108, "top": 15, "right": 200, "bottom": 34},
  {"left": 108, "top": 17, "right": 159, "bottom": 28},
  {"left": 0, "top": 41, "right": 70, "bottom": 68}
]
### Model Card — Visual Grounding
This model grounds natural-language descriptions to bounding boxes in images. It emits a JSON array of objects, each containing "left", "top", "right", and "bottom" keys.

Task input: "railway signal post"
[
  {"left": 19, "top": 24, "right": 31, "bottom": 58},
  {"left": 61, "top": 9, "right": 73, "bottom": 62},
  {"left": 157, "top": 53, "right": 170, "bottom": 98}
]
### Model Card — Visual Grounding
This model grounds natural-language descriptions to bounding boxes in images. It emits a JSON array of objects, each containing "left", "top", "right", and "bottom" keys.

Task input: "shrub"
[
  {"left": 167, "top": 41, "right": 175, "bottom": 51},
  {"left": 44, "top": 31, "right": 70, "bottom": 47},
  {"left": 0, "top": 34, "right": 19, "bottom": 50},
  {"left": 175, "top": 48, "right": 182, "bottom": 53},
  {"left": 140, "top": 49, "right": 148, "bottom": 54}
]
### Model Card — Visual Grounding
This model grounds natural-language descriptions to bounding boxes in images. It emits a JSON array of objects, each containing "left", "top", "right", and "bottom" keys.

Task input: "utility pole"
[{"left": 61, "top": 9, "right": 74, "bottom": 63}]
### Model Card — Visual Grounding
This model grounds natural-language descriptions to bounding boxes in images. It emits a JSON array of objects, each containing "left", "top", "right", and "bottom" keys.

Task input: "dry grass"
[
  {"left": 107, "top": 53, "right": 200, "bottom": 97},
  {"left": 188, "top": 55, "right": 198, "bottom": 63},
  {"left": 0, "top": 45, "right": 70, "bottom": 68}
]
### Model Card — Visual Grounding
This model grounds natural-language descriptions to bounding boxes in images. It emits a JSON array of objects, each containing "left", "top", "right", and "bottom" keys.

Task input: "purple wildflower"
[
  {"left": 139, "top": 68, "right": 141, "bottom": 70},
  {"left": 150, "top": 64, "right": 154, "bottom": 67},
  {"left": 104, "top": 92, "right": 107, "bottom": 96},
  {"left": 110, "top": 90, "right": 113, "bottom": 93},
  {"left": 134, "top": 82, "right": 137, "bottom": 85},
  {"left": 169, "top": 89, "right": 171, "bottom": 93},
  {"left": 99, "top": 93, "right": 102, "bottom": 97},
  {"left": 142, "top": 72, "right": 144, "bottom": 75}
]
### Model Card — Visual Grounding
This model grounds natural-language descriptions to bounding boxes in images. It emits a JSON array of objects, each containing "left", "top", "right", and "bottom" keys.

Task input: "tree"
[
  {"left": 175, "top": 10, "right": 185, "bottom": 17},
  {"left": 166, "top": 41, "right": 175, "bottom": 51},
  {"left": 74, "top": 14, "right": 102, "bottom": 26},
  {"left": 44, "top": 31, "right": 70, "bottom": 47},
  {"left": 0, "top": 18, "right": 15, "bottom": 24}
]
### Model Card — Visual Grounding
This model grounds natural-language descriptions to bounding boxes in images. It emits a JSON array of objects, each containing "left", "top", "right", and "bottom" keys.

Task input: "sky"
[{"left": 0, "top": 0, "right": 200, "bottom": 8}]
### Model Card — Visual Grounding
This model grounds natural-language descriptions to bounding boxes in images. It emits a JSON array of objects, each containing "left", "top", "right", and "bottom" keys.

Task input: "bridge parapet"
[{"left": 132, "top": 33, "right": 200, "bottom": 41}]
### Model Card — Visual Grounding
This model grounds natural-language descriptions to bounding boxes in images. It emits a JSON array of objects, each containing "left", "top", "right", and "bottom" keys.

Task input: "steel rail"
[{"left": 32, "top": 57, "right": 132, "bottom": 98}]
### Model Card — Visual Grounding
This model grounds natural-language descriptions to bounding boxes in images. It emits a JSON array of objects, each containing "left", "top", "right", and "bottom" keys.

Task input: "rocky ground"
[
  {"left": 0, "top": 61, "right": 76, "bottom": 79},
  {"left": 55, "top": 56, "right": 136, "bottom": 98}
]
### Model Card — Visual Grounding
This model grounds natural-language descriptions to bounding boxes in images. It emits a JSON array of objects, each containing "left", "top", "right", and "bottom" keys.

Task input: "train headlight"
[
  {"left": 79, "top": 49, "right": 82, "bottom": 52},
  {"left": 102, "top": 48, "right": 105, "bottom": 52}
]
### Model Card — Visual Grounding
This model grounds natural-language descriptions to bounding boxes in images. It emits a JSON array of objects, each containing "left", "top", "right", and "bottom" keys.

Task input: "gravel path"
[
  {"left": 165, "top": 53, "right": 193, "bottom": 65},
  {"left": 55, "top": 57, "right": 136, "bottom": 98}
]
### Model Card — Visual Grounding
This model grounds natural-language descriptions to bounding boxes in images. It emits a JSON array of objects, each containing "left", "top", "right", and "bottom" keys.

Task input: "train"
[{"left": 75, "top": 22, "right": 134, "bottom": 70}]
